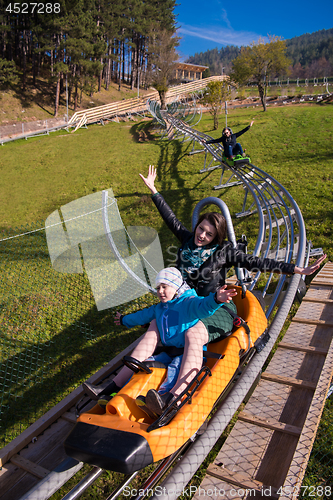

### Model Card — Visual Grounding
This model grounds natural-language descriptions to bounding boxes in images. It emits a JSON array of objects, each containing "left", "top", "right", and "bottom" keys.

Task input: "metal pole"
[
  {"left": 137, "top": 67, "right": 140, "bottom": 99},
  {"left": 66, "top": 74, "right": 69, "bottom": 123},
  {"left": 225, "top": 101, "right": 227, "bottom": 127},
  {"left": 61, "top": 467, "right": 104, "bottom": 500}
]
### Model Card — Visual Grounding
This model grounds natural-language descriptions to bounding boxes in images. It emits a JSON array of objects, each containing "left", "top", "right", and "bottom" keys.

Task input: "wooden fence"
[{"left": 68, "top": 75, "right": 226, "bottom": 131}]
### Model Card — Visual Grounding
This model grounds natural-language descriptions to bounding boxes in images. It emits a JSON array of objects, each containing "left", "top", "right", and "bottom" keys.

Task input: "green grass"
[
  {"left": 1, "top": 103, "right": 332, "bottom": 257},
  {"left": 0, "top": 102, "right": 332, "bottom": 496}
]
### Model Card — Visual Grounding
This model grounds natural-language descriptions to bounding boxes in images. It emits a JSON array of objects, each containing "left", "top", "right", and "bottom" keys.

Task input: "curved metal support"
[
  {"left": 101, "top": 190, "right": 157, "bottom": 296},
  {"left": 127, "top": 99, "right": 308, "bottom": 500},
  {"left": 19, "top": 458, "right": 84, "bottom": 500},
  {"left": 191, "top": 197, "right": 237, "bottom": 247}
]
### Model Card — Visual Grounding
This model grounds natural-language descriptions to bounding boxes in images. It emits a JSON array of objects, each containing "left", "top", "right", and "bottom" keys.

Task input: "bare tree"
[
  {"left": 148, "top": 28, "right": 179, "bottom": 109},
  {"left": 202, "top": 79, "right": 230, "bottom": 130}
]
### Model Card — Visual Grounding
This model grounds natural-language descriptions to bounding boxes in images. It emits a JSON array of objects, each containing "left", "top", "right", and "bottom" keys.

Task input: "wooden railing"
[{"left": 68, "top": 75, "right": 226, "bottom": 130}]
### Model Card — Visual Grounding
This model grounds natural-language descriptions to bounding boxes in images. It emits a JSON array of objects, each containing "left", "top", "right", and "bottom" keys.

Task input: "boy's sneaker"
[
  {"left": 136, "top": 395, "right": 158, "bottom": 419},
  {"left": 146, "top": 390, "right": 175, "bottom": 416}
]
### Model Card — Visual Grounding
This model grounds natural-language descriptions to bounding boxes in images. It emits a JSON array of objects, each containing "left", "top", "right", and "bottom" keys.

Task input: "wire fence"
[{"left": 0, "top": 221, "right": 96, "bottom": 447}]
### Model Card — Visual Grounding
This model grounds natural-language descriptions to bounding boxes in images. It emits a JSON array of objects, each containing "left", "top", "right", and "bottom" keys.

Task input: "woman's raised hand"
[
  {"left": 139, "top": 165, "right": 157, "bottom": 194},
  {"left": 294, "top": 254, "right": 327, "bottom": 276},
  {"left": 216, "top": 285, "right": 238, "bottom": 304}
]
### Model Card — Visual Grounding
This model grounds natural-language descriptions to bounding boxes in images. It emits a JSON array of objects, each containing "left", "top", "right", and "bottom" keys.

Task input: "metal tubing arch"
[
  {"left": 165, "top": 109, "right": 305, "bottom": 261},
  {"left": 160, "top": 105, "right": 306, "bottom": 266},
  {"left": 102, "top": 190, "right": 157, "bottom": 296},
  {"left": 216, "top": 162, "right": 305, "bottom": 315},
  {"left": 246, "top": 164, "right": 306, "bottom": 268},
  {"left": 191, "top": 196, "right": 245, "bottom": 283}
]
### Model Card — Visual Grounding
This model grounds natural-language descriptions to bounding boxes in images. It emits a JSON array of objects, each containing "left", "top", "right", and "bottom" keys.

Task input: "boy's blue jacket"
[{"left": 121, "top": 289, "right": 224, "bottom": 348}]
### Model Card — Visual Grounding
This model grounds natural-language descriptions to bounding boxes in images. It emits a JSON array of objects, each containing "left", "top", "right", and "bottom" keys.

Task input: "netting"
[
  {"left": 0, "top": 189, "right": 163, "bottom": 447},
  {"left": 45, "top": 188, "right": 163, "bottom": 309},
  {"left": 0, "top": 225, "right": 94, "bottom": 446}
]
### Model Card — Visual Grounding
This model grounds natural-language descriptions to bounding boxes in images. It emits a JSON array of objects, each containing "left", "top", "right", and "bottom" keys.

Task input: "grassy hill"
[
  {"left": 0, "top": 102, "right": 332, "bottom": 257},
  {"left": 0, "top": 74, "right": 153, "bottom": 126}
]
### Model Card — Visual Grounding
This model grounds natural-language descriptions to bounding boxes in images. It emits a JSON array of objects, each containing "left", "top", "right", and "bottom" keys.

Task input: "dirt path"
[{"left": 0, "top": 116, "right": 67, "bottom": 140}]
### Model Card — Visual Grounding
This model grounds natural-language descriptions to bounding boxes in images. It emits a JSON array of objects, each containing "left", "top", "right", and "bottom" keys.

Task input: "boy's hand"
[
  {"left": 114, "top": 311, "right": 122, "bottom": 325},
  {"left": 216, "top": 285, "right": 237, "bottom": 303}
]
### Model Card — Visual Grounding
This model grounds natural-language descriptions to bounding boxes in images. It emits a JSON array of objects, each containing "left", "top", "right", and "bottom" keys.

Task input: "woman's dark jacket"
[
  {"left": 206, "top": 125, "right": 250, "bottom": 149},
  {"left": 152, "top": 193, "right": 295, "bottom": 297}
]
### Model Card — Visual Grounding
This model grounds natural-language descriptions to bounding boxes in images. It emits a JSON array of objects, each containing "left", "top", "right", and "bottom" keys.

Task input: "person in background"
[{"left": 203, "top": 120, "right": 254, "bottom": 159}]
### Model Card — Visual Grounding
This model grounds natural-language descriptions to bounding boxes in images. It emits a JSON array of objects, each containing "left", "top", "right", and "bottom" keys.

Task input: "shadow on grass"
[
  {"left": 156, "top": 139, "right": 197, "bottom": 227},
  {"left": 129, "top": 121, "right": 156, "bottom": 143},
  {"left": 0, "top": 228, "right": 50, "bottom": 262},
  {"left": 8, "top": 75, "right": 69, "bottom": 118}
]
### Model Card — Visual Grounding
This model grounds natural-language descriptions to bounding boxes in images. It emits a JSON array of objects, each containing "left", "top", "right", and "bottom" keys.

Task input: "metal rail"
[
  {"left": 61, "top": 101, "right": 308, "bottom": 498},
  {"left": 142, "top": 99, "right": 309, "bottom": 500}
]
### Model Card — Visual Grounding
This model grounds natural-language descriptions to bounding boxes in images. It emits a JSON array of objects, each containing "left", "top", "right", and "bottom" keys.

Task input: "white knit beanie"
[{"left": 155, "top": 267, "right": 183, "bottom": 290}]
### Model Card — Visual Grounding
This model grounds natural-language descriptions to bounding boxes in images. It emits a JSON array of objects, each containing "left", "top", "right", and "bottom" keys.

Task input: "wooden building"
[{"left": 175, "top": 62, "right": 209, "bottom": 81}]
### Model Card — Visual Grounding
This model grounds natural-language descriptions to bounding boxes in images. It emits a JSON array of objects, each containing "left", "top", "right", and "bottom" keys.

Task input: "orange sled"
[{"left": 64, "top": 286, "right": 268, "bottom": 473}]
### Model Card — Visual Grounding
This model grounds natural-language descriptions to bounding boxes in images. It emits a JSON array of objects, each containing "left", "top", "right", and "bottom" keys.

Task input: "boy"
[{"left": 83, "top": 267, "right": 236, "bottom": 416}]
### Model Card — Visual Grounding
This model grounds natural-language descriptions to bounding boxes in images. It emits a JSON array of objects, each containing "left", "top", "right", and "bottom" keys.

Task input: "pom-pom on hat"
[{"left": 155, "top": 267, "right": 183, "bottom": 290}]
